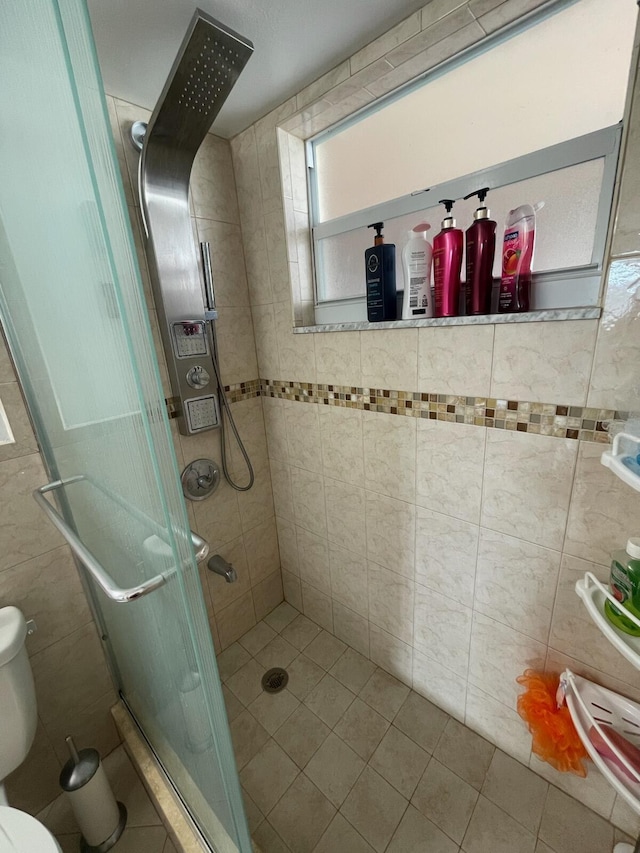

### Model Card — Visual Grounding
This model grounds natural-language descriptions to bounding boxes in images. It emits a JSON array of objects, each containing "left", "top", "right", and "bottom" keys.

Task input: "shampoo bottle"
[
  {"left": 401, "top": 223, "right": 433, "bottom": 320},
  {"left": 433, "top": 199, "right": 463, "bottom": 318},
  {"left": 365, "top": 222, "right": 396, "bottom": 322},
  {"left": 605, "top": 538, "right": 640, "bottom": 636},
  {"left": 463, "top": 187, "right": 496, "bottom": 315},
  {"left": 498, "top": 203, "right": 538, "bottom": 313}
]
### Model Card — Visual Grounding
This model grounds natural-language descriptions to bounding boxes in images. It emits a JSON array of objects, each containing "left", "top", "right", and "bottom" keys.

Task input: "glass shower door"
[{"left": 0, "top": 1, "right": 251, "bottom": 851}]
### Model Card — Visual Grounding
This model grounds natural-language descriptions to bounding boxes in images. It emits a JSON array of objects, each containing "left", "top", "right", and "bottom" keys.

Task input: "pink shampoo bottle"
[
  {"left": 498, "top": 204, "right": 538, "bottom": 313},
  {"left": 433, "top": 199, "right": 463, "bottom": 318}
]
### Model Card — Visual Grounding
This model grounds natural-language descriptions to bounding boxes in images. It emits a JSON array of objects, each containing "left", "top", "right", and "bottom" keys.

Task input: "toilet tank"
[{"left": 0, "top": 607, "right": 37, "bottom": 782}]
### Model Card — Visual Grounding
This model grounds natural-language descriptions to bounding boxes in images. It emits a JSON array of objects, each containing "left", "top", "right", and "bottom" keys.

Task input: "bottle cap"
[
  {"left": 438, "top": 199, "right": 456, "bottom": 229},
  {"left": 627, "top": 538, "right": 640, "bottom": 559}
]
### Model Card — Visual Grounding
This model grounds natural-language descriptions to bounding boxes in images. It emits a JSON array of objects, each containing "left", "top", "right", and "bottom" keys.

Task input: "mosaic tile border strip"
[
  {"left": 260, "top": 378, "right": 628, "bottom": 444},
  {"left": 223, "top": 378, "right": 262, "bottom": 403}
]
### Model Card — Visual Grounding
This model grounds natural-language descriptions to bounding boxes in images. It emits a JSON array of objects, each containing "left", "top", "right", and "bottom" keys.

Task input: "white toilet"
[{"left": 0, "top": 606, "right": 62, "bottom": 852}]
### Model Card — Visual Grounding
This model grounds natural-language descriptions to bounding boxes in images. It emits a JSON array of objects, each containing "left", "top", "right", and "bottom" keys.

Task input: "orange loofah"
[{"left": 516, "top": 669, "right": 588, "bottom": 777}]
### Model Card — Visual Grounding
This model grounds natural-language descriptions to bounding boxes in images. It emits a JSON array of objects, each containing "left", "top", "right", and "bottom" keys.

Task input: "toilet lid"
[{"left": 0, "top": 806, "right": 61, "bottom": 853}]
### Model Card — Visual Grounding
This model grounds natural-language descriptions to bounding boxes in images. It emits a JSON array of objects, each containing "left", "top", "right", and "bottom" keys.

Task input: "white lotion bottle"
[{"left": 402, "top": 223, "right": 433, "bottom": 319}]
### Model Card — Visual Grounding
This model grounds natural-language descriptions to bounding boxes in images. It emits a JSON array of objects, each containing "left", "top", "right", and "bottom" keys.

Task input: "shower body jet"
[{"left": 138, "top": 9, "right": 253, "bottom": 437}]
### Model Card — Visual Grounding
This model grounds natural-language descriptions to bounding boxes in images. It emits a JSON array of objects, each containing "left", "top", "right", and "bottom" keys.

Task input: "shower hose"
[{"left": 207, "top": 320, "right": 255, "bottom": 492}]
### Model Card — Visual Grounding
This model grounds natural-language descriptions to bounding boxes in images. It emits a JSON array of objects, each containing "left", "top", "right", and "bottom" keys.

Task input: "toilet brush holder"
[{"left": 59, "top": 736, "right": 127, "bottom": 853}]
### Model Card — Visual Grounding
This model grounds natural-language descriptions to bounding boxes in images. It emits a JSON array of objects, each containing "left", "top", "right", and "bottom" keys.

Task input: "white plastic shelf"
[
  {"left": 602, "top": 432, "right": 640, "bottom": 494},
  {"left": 576, "top": 572, "right": 640, "bottom": 671},
  {"left": 560, "top": 669, "right": 640, "bottom": 816}
]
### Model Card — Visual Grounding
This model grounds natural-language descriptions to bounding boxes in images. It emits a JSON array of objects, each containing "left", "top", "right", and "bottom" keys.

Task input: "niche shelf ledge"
[
  {"left": 601, "top": 432, "right": 640, "bottom": 494},
  {"left": 575, "top": 572, "right": 640, "bottom": 671}
]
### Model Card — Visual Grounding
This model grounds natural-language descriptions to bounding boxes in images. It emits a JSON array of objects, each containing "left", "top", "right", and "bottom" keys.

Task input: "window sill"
[{"left": 293, "top": 306, "right": 601, "bottom": 333}]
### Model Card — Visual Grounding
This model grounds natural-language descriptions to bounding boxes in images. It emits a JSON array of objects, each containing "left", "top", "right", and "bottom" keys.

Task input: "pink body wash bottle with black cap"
[{"left": 433, "top": 200, "right": 463, "bottom": 318}]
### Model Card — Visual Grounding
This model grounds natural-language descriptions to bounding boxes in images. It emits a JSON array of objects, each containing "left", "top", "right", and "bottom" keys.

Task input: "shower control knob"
[{"left": 186, "top": 365, "right": 210, "bottom": 389}]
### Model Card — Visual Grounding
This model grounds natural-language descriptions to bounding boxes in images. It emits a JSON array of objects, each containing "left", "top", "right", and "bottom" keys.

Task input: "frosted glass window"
[
  {"left": 314, "top": 0, "right": 635, "bottom": 222},
  {"left": 317, "top": 158, "right": 604, "bottom": 302},
  {"left": 0, "top": 398, "right": 14, "bottom": 445}
]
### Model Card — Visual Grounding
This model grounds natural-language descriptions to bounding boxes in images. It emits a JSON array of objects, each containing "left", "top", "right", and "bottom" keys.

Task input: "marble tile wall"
[
  {"left": 0, "top": 334, "right": 119, "bottom": 815},
  {"left": 229, "top": 0, "right": 640, "bottom": 832},
  {"left": 106, "top": 95, "right": 283, "bottom": 653}
]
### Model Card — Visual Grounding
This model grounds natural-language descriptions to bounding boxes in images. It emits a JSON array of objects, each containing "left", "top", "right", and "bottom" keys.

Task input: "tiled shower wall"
[
  {"left": 230, "top": 0, "right": 640, "bottom": 835},
  {"left": 105, "top": 96, "right": 283, "bottom": 651}
]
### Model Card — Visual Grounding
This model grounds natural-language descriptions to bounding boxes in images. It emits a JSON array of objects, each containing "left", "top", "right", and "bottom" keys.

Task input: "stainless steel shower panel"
[{"left": 139, "top": 9, "right": 253, "bottom": 435}]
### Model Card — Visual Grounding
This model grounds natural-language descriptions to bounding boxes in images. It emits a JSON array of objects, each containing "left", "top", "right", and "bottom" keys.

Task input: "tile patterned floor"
[
  {"left": 220, "top": 602, "right": 633, "bottom": 853},
  {"left": 36, "top": 745, "right": 176, "bottom": 853}
]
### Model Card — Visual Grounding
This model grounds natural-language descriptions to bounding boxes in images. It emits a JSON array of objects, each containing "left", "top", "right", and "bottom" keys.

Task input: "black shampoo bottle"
[{"left": 365, "top": 222, "right": 396, "bottom": 322}]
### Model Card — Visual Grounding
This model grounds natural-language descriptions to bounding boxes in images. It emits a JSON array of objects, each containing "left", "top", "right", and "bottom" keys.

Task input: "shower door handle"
[{"left": 34, "top": 479, "right": 208, "bottom": 603}]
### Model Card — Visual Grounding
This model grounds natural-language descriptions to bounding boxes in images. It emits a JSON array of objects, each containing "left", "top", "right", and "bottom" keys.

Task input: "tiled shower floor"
[{"left": 220, "top": 602, "right": 633, "bottom": 853}]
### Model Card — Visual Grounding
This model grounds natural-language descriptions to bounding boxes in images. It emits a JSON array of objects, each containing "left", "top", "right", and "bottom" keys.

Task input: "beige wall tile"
[
  {"left": 1, "top": 546, "right": 91, "bottom": 655},
  {"left": 481, "top": 431, "right": 577, "bottom": 550},
  {"left": 333, "top": 601, "right": 370, "bottom": 657},
  {"left": 263, "top": 397, "right": 290, "bottom": 464},
  {"left": 412, "top": 648, "right": 466, "bottom": 721},
  {"left": 194, "top": 219, "right": 250, "bottom": 307},
  {"left": 351, "top": 12, "right": 421, "bottom": 74},
  {"left": 291, "top": 467, "right": 327, "bottom": 536},
  {"left": 418, "top": 325, "right": 494, "bottom": 397},
  {"left": 215, "top": 307, "right": 259, "bottom": 385},
  {"left": 491, "top": 321, "right": 597, "bottom": 406},
  {"left": 415, "top": 507, "right": 478, "bottom": 609},
  {"left": 243, "top": 219, "right": 273, "bottom": 306},
  {"left": 191, "top": 478, "right": 242, "bottom": 552},
  {"left": 478, "top": 0, "right": 556, "bottom": 34},
  {"left": 329, "top": 542, "right": 368, "bottom": 617},
  {"left": 5, "top": 719, "right": 61, "bottom": 814},
  {"left": 275, "top": 301, "right": 317, "bottom": 381},
  {"left": 297, "top": 526, "right": 331, "bottom": 595},
  {"left": 0, "top": 336, "right": 15, "bottom": 383},
  {"left": 475, "top": 529, "right": 561, "bottom": 643},
  {"left": 423, "top": 0, "right": 469, "bottom": 27},
  {"left": 365, "top": 491, "right": 415, "bottom": 578},
  {"left": 190, "top": 133, "right": 239, "bottom": 224},
  {"left": 369, "top": 622, "right": 413, "bottom": 686},
  {"left": 363, "top": 411, "right": 416, "bottom": 502},
  {"left": 416, "top": 420, "right": 486, "bottom": 524},
  {"left": 386, "top": 5, "right": 476, "bottom": 67},
  {"left": 251, "top": 304, "right": 280, "bottom": 377},
  {"left": 325, "top": 477, "right": 366, "bottom": 555},
  {"left": 315, "top": 332, "right": 362, "bottom": 386},
  {"left": 243, "top": 516, "right": 280, "bottom": 586},
  {"left": 285, "top": 402, "right": 322, "bottom": 473},
  {"left": 588, "top": 259, "right": 640, "bottom": 410},
  {"left": 361, "top": 329, "right": 418, "bottom": 390},
  {"left": 283, "top": 569, "right": 303, "bottom": 611},
  {"left": 302, "top": 581, "right": 334, "bottom": 632},
  {"left": 252, "top": 570, "right": 284, "bottom": 621},
  {"left": 276, "top": 516, "right": 299, "bottom": 575},
  {"left": 612, "top": 64, "right": 640, "bottom": 257},
  {"left": 31, "top": 622, "right": 113, "bottom": 737},
  {"left": 319, "top": 405, "right": 364, "bottom": 486},
  {"left": 367, "top": 22, "right": 484, "bottom": 99},
  {"left": 47, "top": 688, "right": 119, "bottom": 764},
  {"left": 564, "top": 441, "right": 640, "bottom": 566},
  {"left": 465, "top": 684, "right": 532, "bottom": 765},
  {"left": 0, "top": 453, "right": 64, "bottom": 571},
  {"left": 217, "top": 591, "right": 257, "bottom": 649},
  {"left": 238, "top": 464, "right": 274, "bottom": 531},
  {"left": 297, "top": 61, "right": 351, "bottom": 110},
  {"left": 414, "top": 583, "right": 472, "bottom": 678},
  {"left": 230, "top": 125, "right": 262, "bottom": 229},
  {"left": 270, "top": 459, "right": 294, "bottom": 521},
  {"left": 368, "top": 561, "right": 414, "bottom": 645},
  {"left": 469, "top": 612, "right": 546, "bottom": 708}
]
